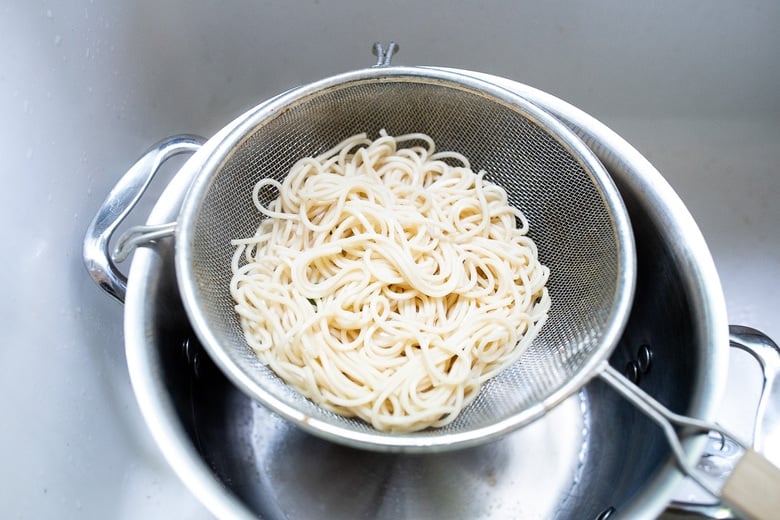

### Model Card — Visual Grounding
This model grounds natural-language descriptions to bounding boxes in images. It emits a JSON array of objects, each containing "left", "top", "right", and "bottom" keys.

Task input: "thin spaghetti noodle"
[{"left": 230, "top": 130, "right": 550, "bottom": 432}]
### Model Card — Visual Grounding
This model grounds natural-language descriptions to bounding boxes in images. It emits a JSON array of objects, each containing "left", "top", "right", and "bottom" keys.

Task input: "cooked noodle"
[{"left": 230, "top": 130, "right": 550, "bottom": 432}]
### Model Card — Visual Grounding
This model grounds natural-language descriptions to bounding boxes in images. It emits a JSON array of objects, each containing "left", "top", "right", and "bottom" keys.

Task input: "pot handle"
[
  {"left": 666, "top": 325, "right": 780, "bottom": 519},
  {"left": 83, "top": 135, "right": 206, "bottom": 303},
  {"left": 727, "top": 325, "right": 780, "bottom": 461}
]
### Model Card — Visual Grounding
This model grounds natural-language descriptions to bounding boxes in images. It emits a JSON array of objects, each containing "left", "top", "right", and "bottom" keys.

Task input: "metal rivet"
[
  {"left": 709, "top": 431, "right": 727, "bottom": 452},
  {"left": 182, "top": 337, "right": 194, "bottom": 364},
  {"left": 637, "top": 344, "right": 653, "bottom": 373},
  {"left": 192, "top": 352, "right": 201, "bottom": 379},
  {"left": 595, "top": 506, "right": 616, "bottom": 520},
  {"left": 625, "top": 361, "right": 640, "bottom": 384},
  {"left": 182, "top": 337, "right": 206, "bottom": 379}
]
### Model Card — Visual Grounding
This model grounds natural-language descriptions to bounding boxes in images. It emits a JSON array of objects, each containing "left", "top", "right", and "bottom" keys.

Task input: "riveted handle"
[
  {"left": 720, "top": 326, "right": 780, "bottom": 520},
  {"left": 83, "top": 135, "right": 206, "bottom": 303},
  {"left": 728, "top": 325, "right": 780, "bottom": 459}
]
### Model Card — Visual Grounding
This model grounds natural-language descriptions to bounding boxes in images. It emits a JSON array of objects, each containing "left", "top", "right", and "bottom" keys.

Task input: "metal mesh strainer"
[{"left": 174, "top": 66, "right": 636, "bottom": 451}]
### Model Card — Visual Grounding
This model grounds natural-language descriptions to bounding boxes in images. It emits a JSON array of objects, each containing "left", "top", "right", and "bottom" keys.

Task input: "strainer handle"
[
  {"left": 599, "top": 330, "right": 780, "bottom": 520},
  {"left": 83, "top": 135, "right": 205, "bottom": 303},
  {"left": 667, "top": 325, "right": 780, "bottom": 518}
]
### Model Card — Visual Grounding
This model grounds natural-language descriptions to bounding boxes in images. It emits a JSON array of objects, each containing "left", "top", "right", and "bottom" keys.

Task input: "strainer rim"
[{"left": 174, "top": 65, "right": 636, "bottom": 452}]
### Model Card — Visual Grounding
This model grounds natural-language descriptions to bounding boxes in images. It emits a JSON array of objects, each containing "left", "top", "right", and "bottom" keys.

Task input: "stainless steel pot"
[{"left": 84, "top": 68, "right": 779, "bottom": 519}]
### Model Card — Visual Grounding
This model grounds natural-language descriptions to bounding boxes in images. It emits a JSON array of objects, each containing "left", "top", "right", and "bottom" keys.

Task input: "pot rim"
[
  {"left": 174, "top": 65, "right": 638, "bottom": 452},
  {"left": 123, "top": 67, "right": 729, "bottom": 520}
]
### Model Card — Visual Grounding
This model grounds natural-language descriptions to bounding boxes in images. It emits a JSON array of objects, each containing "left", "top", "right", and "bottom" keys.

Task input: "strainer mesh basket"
[{"left": 178, "top": 69, "right": 632, "bottom": 449}]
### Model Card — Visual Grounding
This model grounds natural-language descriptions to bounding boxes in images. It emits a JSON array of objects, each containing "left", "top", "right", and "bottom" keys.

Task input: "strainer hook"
[{"left": 371, "top": 41, "right": 399, "bottom": 67}]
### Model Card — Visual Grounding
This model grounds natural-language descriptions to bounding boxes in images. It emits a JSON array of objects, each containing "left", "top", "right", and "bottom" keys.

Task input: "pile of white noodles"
[{"left": 230, "top": 130, "right": 550, "bottom": 433}]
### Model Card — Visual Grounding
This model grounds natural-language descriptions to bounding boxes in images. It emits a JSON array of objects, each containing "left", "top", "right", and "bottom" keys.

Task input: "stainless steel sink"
[{"left": 2, "top": 1, "right": 778, "bottom": 517}]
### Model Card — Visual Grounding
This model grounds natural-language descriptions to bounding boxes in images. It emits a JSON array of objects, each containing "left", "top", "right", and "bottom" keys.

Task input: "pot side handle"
[
  {"left": 719, "top": 326, "right": 780, "bottom": 520},
  {"left": 83, "top": 135, "right": 205, "bottom": 304},
  {"left": 727, "top": 325, "right": 780, "bottom": 460}
]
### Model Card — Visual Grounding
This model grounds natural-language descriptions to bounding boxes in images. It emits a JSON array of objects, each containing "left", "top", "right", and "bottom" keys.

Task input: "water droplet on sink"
[
  {"left": 26, "top": 147, "right": 33, "bottom": 159},
  {"left": 54, "top": 34, "right": 62, "bottom": 46},
  {"left": 46, "top": 9, "right": 53, "bottom": 18}
]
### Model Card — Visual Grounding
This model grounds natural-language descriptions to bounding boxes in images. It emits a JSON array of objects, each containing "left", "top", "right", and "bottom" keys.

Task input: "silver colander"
[{"left": 165, "top": 65, "right": 636, "bottom": 451}]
